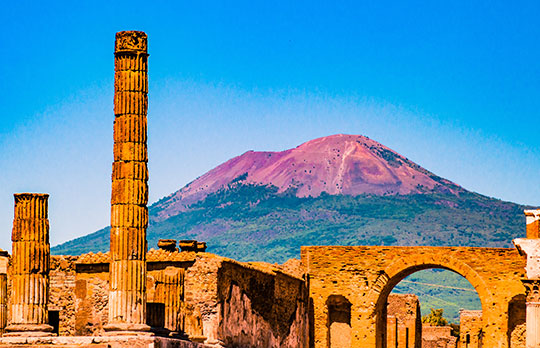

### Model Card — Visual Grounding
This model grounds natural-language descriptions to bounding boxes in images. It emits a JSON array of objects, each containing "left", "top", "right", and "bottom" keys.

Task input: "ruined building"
[{"left": 0, "top": 31, "right": 538, "bottom": 348}]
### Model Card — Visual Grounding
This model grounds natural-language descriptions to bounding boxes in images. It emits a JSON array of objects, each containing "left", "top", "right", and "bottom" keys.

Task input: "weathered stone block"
[
  {"left": 111, "top": 180, "right": 148, "bottom": 205},
  {"left": 112, "top": 162, "right": 148, "bottom": 181},
  {"left": 110, "top": 228, "right": 147, "bottom": 261},
  {"left": 110, "top": 205, "right": 148, "bottom": 229},
  {"left": 114, "top": 71, "right": 148, "bottom": 93},
  {"left": 113, "top": 115, "right": 148, "bottom": 144},
  {"left": 113, "top": 142, "right": 148, "bottom": 162}
]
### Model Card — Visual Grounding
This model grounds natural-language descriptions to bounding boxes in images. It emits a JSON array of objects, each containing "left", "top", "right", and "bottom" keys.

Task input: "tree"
[{"left": 422, "top": 308, "right": 448, "bottom": 326}]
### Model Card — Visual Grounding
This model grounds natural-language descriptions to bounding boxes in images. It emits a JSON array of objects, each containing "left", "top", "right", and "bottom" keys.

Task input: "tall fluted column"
[
  {"left": 105, "top": 31, "right": 150, "bottom": 333},
  {"left": 4, "top": 193, "right": 53, "bottom": 336}
]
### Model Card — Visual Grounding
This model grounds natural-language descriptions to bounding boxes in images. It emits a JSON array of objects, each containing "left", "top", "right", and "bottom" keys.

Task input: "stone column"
[
  {"left": 523, "top": 280, "right": 540, "bottom": 348},
  {"left": 514, "top": 209, "right": 540, "bottom": 348},
  {"left": 4, "top": 193, "right": 53, "bottom": 336},
  {"left": 155, "top": 267, "right": 184, "bottom": 335},
  {"left": 105, "top": 31, "right": 150, "bottom": 333},
  {"left": 0, "top": 250, "right": 8, "bottom": 333}
]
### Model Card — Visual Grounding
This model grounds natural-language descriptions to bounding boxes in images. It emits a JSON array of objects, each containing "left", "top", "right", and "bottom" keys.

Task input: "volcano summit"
[{"left": 155, "top": 134, "right": 463, "bottom": 221}]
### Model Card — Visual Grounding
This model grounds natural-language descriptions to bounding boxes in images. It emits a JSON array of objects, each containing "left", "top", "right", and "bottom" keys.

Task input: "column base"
[
  {"left": 188, "top": 335, "right": 207, "bottom": 344},
  {"left": 103, "top": 323, "right": 152, "bottom": 335},
  {"left": 3, "top": 323, "right": 54, "bottom": 337}
]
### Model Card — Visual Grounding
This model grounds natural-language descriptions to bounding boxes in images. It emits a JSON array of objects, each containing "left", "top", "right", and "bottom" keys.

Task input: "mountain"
[
  {"left": 153, "top": 134, "right": 462, "bottom": 221},
  {"left": 52, "top": 134, "right": 528, "bottom": 262}
]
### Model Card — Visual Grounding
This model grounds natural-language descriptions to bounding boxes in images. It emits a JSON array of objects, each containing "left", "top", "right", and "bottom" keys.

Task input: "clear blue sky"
[{"left": 1, "top": 1, "right": 539, "bottom": 250}]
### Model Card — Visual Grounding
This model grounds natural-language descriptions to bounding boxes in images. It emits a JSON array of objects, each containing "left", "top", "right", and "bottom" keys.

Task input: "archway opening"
[
  {"left": 327, "top": 295, "right": 352, "bottom": 348},
  {"left": 381, "top": 268, "right": 482, "bottom": 348}
]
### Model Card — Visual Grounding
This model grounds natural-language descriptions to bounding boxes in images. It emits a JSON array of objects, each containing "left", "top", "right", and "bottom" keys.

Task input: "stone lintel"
[
  {"left": 525, "top": 209, "right": 540, "bottom": 220},
  {"left": 513, "top": 238, "right": 540, "bottom": 278}
]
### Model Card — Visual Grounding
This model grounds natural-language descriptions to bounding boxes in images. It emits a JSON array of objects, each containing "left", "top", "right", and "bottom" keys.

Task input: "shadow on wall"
[{"left": 507, "top": 294, "right": 526, "bottom": 348}]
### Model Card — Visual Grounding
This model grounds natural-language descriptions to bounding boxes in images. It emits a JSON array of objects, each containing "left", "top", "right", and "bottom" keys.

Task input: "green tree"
[{"left": 422, "top": 308, "right": 448, "bottom": 326}]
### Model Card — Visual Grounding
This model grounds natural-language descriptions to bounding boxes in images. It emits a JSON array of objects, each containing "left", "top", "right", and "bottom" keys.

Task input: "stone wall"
[
  {"left": 183, "top": 253, "right": 308, "bottom": 347},
  {"left": 44, "top": 250, "right": 308, "bottom": 348},
  {"left": 216, "top": 260, "right": 308, "bottom": 348},
  {"left": 50, "top": 256, "right": 77, "bottom": 335},
  {"left": 387, "top": 294, "right": 421, "bottom": 348},
  {"left": 421, "top": 325, "right": 456, "bottom": 348},
  {"left": 302, "top": 246, "right": 526, "bottom": 348},
  {"left": 73, "top": 262, "right": 109, "bottom": 335}
]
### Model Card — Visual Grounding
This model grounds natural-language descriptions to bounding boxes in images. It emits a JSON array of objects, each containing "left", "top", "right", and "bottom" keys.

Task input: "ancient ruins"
[
  {"left": 302, "top": 245, "right": 526, "bottom": 347},
  {"left": 0, "top": 30, "right": 538, "bottom": 348}
]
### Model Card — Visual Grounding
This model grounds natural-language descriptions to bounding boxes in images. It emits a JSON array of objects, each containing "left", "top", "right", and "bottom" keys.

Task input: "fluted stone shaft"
[
  {"left": 0, "top": 250, "right": 8, "bottom": 333},
  {"left": 106, "top": 31, "right": 150, "bottom": 332},
  {"left": 155, "top": 267, "right": 184, "bottom": 333},
  {"left": 0, "top": 274, "right": 6, "bottom": 332},
  {"left": 5, "top": 193, "right": 53, "bottom": 336}
]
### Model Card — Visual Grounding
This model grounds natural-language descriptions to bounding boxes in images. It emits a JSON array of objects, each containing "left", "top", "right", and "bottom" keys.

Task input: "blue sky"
[{"left": 1, "top": 1, "right": 539, "bottom": 250}]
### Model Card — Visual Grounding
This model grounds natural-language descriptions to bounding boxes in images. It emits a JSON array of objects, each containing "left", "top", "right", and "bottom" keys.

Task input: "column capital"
[
  {"left": 115, "top": 31, "right": 147, "bottom": 54},
  {"left": 522, "top": 279, "right": 540, "bottom": 303}
]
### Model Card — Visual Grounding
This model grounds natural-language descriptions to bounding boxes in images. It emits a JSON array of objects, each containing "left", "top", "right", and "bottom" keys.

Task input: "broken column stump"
[{"left": 4, "top": 193, "right": 53, "bottom": 337}]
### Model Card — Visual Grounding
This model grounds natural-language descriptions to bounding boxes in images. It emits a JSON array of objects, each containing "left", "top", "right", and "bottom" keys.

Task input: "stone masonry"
[
  {"left": 40, "top": 245, "right": 308, "bottom": 347},
  {"left": 106, "top": 30, "right": 150, "bottom": 333},
  {"left": 386, "top": 294, "right": 421, "bottom": 348},
  {"left": 4, "top": 194, "right": 53, "bottom": 336},
  {"left": 459, "top": 310, "right": 483, "bottom": 348},
  {"left": 302, "top": 245, "right": 526, "bottom": 348},
  {"left": 421, "top": 325, "right": 456, "bottom": 348}
]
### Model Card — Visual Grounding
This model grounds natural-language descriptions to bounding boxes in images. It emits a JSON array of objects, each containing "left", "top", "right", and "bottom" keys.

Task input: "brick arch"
[
  {"left": 301, "top": 246, "right": 526, "bottom": 348},
  {"left": 372, "top": 255, "right": 490, "bottom": 348}
]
